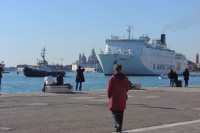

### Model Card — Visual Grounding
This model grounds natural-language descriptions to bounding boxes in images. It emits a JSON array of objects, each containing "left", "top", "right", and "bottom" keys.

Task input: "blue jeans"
[
  {"left": 76, "top": 82, "right": 82, "bottom": 91},
  {"left": 170, "top": 79, "right": 175, "bottom": 86}
]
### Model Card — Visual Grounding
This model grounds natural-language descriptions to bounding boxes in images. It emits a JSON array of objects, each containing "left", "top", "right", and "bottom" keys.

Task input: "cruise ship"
[{"left": 97, "top": 26, "right": 188, "bottom": 76}]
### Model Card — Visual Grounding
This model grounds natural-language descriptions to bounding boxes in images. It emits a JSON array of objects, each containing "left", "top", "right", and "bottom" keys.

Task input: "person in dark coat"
[
  {"left": 107, "top": 64, "right": 131, "bottom": 132},
  {"left": 75, "top": 66, "right": 85, "bottom": 91},
  {"left": 183, "top": 68, "right": 190, "bottom": 87},
  {"left": 0, "top": 64, "right": 4, "bottom": 95},
  {"left": 56, "top": 72, "right": 64, "bottom": 85},
  {"left": 168, "top": 69, "right": 175, "bottom": 86},
  {"left": 174, "top": 71, "right": 178, "bottom": 86}
]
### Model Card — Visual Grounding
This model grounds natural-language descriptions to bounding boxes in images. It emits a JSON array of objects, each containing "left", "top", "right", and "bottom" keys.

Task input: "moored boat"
[{"left": 23, "top": 47, "right": 66, "bottom": 77}]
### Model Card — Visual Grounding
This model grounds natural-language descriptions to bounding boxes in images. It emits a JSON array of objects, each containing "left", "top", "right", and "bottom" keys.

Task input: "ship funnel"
[{"left": 161, "top": 34, "right": 166, "bottom": 45}]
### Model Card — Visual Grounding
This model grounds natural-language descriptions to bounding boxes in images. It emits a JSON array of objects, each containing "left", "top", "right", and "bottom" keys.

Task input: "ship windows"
[
  {"left": 176, "top": 63, "right": 181, "bottom": 70},
  {"left": 156, "top": 64, "right": 169, "bottom": 70},
  {"left": 157, "top": 64, "right": 164, "bottom": 70}
]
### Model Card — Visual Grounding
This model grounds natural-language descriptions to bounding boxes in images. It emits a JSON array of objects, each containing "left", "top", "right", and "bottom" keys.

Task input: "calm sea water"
[{"left": 1, "top": 72, "right": 200, "bottom": 94}]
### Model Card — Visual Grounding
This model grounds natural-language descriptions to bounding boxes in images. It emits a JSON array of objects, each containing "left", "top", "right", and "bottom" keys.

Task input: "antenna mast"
[
  {"left": 61, "top": 58, "right": 64, "bottom": 66},
  {"left": 127, "top": 25, "right": 133, "bottom": 39},
  {"left": 41, "top": 47, "right": 46, "bottom": 62}
]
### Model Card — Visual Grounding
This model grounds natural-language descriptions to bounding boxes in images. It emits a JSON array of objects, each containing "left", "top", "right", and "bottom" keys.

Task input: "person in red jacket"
[{"left": 107, "top": 64, "right": 131, "bottom": 132}]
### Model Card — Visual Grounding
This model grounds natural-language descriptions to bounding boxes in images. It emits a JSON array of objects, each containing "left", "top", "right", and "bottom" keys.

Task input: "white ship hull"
[
  {"left": 97, "top": 52, "right": 187, "bottom": 76},
  {"left": 97, "top": 28, "right": 188, "bottom": 76}
]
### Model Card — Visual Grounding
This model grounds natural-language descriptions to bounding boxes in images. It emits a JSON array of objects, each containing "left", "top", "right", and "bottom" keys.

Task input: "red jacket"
[{"left": 107, "top": 72, "right": 130, "bottom": 111}]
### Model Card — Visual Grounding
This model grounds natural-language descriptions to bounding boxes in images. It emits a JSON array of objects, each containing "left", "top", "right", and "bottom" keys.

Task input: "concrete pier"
[{"left": 1, "top": 87, "right": 200, "bottom": 133}]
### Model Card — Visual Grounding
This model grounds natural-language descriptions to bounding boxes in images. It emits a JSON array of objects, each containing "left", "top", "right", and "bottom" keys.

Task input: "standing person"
[
  {"left": 107, "top": 64, "right": 131, "bottom": 132},
  {"left": 42, "top": 73, "right": 54, "bottom": 92},
  {"left": 174, "top": 71, "right": 178, "bottom": 86},
  {"left": 75, "top": 66, "right": 85, "bottom": 91},
  {"left": 0, "top": 64, "right": 4, "bottom": 95},
  {"left": 56, "top": 72, "right": 64, "bottom": 85},
  {"left": 183, "top": 68, "right": 190, "bottom": 87},
  {"left": 168, "top": 69, "right": 175, "bottom": 86}
]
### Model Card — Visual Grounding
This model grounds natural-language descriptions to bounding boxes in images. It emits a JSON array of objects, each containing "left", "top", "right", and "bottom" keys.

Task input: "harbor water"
[{"left": 1, "top": 72, "right": 200, "bottom": 94}]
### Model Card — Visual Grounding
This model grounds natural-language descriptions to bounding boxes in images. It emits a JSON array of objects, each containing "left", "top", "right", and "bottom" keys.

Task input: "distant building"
[
  {"left": 62, "top": 65, "right": 72, "bottom": 72},
  {"left": 196, "top": 53, "right": 199, "bottom": 64},
  {"left": 0, "top": 61, "right": 16, "bottom": 72},
  {"left": 17, "top": 64, "right": 28, "bottom": 72},
  {"left": 0, "top": 61, "right": 5, "bottom": 69},
  {"left": 188, "top": 60, "right": 197, "bottom": 72},
  {"left": 196, "top": 53, "right": 200, "bottom": 69},
  {"left": 187, "top": 53, "right": 200, "bottom": 72},
  {"left": 72, "top": 49, "right": 102, "bottom": 72}
]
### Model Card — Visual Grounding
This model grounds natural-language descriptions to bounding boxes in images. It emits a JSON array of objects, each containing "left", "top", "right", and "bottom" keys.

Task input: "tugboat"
[{"left": 23, "top": 47, "right": 66, "bottom": 77}]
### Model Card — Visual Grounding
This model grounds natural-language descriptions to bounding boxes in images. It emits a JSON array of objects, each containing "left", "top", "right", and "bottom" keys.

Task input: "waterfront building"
[
  {"left": 0, "top": 61, "right": 15, "bottom": 72},
  {"left": 196, "top": 53, "right": 200, "bottom": 69},
  {"left": 196, "top": 53, "right": 199, "bottom": 64},
  {"left": 187, "top": 53, "right": 200, "bottom": 72},
  {"left": 17, "top": 64, "right": 28, "bottom": 72},
  {"left": 0, "top": 61, "right": 5, "bottom": 69},
  {"left": 188, "top": 60, "right": 197, "bottom": 72},
  {"left": 72, "top": 49, "right": 102, "bottom": 72}
]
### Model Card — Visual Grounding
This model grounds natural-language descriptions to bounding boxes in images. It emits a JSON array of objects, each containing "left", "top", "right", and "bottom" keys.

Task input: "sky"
[{"left": 1, "top": 0, "right": 200, "bottom": 67}]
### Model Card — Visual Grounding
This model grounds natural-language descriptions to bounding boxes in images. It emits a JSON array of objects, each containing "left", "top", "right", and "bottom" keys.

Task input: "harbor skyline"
[{"left": 1, "top": 0, "right": 200, "bottom": 67}]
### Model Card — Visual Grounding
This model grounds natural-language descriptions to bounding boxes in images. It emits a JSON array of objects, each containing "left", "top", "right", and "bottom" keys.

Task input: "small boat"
[
  {"left": 159, "top": 74, "right": 169, "bottom": 79},
  {"left": 23, "top": 47, "right": 66, "bottom": 77}
]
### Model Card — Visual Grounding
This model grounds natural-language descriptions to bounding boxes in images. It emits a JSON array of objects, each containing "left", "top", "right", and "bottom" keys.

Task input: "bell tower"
[{"left": 196, "top": 53, "right": 199, "bottom": 64}]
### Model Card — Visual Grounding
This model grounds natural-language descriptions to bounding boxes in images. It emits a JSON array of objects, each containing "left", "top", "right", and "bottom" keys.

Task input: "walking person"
[
  {"left": 183, "top": 68, "right": 190, "bottom": 87},
  {"left": 75, "top": 66, "right": 85, "bottom": 91},
  {"left": 107, "top": 64, "right": 131, "bottom": 132},
  {"left": 0, "top": 64, "right": 4, "bottom": 95}
]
